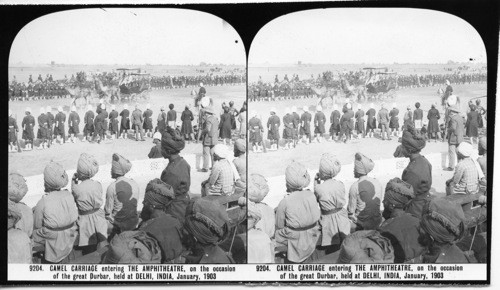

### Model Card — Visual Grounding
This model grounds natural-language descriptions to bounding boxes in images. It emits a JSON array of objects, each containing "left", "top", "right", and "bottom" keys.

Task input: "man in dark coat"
[
  {"left": 8, "top": 110, "right": 19, "bottom": 152},
  {"left": 22, "top": 108, "right": 35, "bottom": 150},
  {"left": 83, "top": 104, "right": 95, "bottom": 142},
  {"left": 413, "top": 102, "right": 424, "bottom": 133},
  {"left": 143, "top": 103, "right": 154, "bottom": 138},
  {"left": 46, "top": 106, "right": 55, "bottom": 147},
  {"left": 354, "top": 105, "right": 365, "bottom": 139},
  {"left": 37, "top": 107, "right": 49, "bottom": 149},
  {"left": 54, "top": 106, "right": 66, "bottom": 144},
  {"left": 340, "top": 103, "right": 354, "bottom": 143},
  {"left": 131, "top": 104, "right": 145, "bottom": 142},
  {"left": 400, "top": 125, "right": 433, "bottom": 218},
  {"left": 427, "top": 104, "right": 440, "bottom": 142},
  {"left": 108, "top": 105, "right": 119, "bottom": 140},
  {"left": 389, "top": 103, "right": 400, "bottom": 138},
  {"left": 301, "top": 106, "right": 312, "bottom": 144},
  {"left": 201, "top": 103, "right": 219, "bottom": 172},
  {"left": 68, "top": 106, "right": 80, "bottom": 143},
  {"left": 466, "top": 104, "right": 480, "bottom": 144},
  {"left": 94, "top": 104, "right": 108, "bottom": 144},
  {"left": 291, "top": 106, "right": 300, "bottom": 147},
  {"left": 266, "top": 109, "right": 279, "bottom": 151},
  {"left": 119, "top": 104, "right": 130, "bottom": 139},
  {"left": 365, "top": 103, "right": 377, "bottom": 138},
  {"left": 314, "top": 105, "right": 326, "bottom": 143}
]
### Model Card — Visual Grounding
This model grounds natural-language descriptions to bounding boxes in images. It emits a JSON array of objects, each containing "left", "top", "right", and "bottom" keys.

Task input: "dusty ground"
[
  {"left": 8, "top": 85, "right": 246, "bottom": 178},
  {"left": 248, "top": 83, "right": 487, "bottom": 197}
]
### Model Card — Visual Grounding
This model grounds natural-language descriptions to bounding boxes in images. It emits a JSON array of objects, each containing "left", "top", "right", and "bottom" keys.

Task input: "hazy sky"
[
  {"left": 9, "top": 8, "right": 245, "bottom": 65},
  {"left": 249, "top": 8, "right": 486, "bottom": 65}
]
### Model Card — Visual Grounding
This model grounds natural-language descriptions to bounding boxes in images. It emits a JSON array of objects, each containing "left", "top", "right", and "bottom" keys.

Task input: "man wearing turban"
[
  {"left": 132, "top": 103, "right": 145, "bottom": 141},
  {"left": 140, "top": 178, "right": 176, "bottom": 222},
  {"left": 377, "top": 103, "right": 390, "bottom": 140},
  {"left": 201, "top": 100, "right": 219, "bottom": 172},
  {"left": 282, "top": 108, "right": 294, "bottom": 149},
  {"left": 71, "top": 153, "right": 107, "bottom": 251},
  {"left": 400, "top": 125, "right": 433, "bottom": 218},
  {"left": 382, "top": 177, "right": 415, "bottom": 219},
  {"left": 348, "top": 153, "right": 383, "bottom": 230},
  {"left": 183, "top": 199, "right": 233, "bottom": 263},
  {"left": 365, "top": 103, "right": 377, "bottom": 138},
  {"left": 313, "top": 105, "right": 326, "bottom": 143},
  {"left": 233, "top": 139, "right": 246, "bottom": 195},
  {"left": 8, "top": 173, "right": 33, "bottom": 237},
  {"left": 33, "top": 162, "right": 79, "bottom": 263},
  {"left": 247, "top": 202, "right": 274, "bottom": 263},
  {"left": 419, "top": 198, "right": 469, "bottom": 263},
  {"left": 275, "top": 161, "right": 321, "bottom": 263},
  {"left": 102, "top": 230, "right": 162, "bottom": 264},
  {"left": 248, "top": 173, "right": 275, "bottom": 239},
  {"left": 148, "top": 132, "right": 163, "bottom": 159},
  {"left": 8, "top": 201, "right": 32, "bottom": 264},
  {"left": 301, "top": 105, "right": 313, "bottom": 144},
  {"left": 446, "top": 100, "right": 465, "bottom": 171},
  {"left": 266, "top": 108, "right": 279, "bottom": 151},
  {"left": 389, "top": 103, "right": 399, "bottom": 138},
  {"left": 446, "top": 142, "right": 480, "bottom": 195},
  {"left": 314, "top": 153, "right": 350, "bottom": 250},
  {"left": 160, "top": 127, "right": 191, "bottom": 224},
  {"left": 202, "top": 144, "right": 235, "bottom": 197},
  {"left": 105, "top": 153, "right": 140, "bottom": 237},
  {"left": 339, "top": 103, "right": 354, "bottom": 143},
  {"left": 337, "top": 230, "right": 394, "bottom": 263}
]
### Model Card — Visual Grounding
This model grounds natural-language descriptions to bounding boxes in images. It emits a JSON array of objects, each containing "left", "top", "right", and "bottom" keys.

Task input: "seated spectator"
[
  {"left": 8, "top": 172, "right": 33, "bottom": 237},
  {"left": 201, "top": 144, "right": 235, "bottom": 197},
  {"left": 248, "top": 173, "right": 275, "bottom": 239},
  {"left": 382, "top": 177, "right": 414, "bottom": 220},
  {"left": 337, "top": 230, "right": 394, "bottom": 263},
  {"left": 314, "top": 153, "right": 350, "bottom": 252},
  {"left": 247, "top": 202, "right": 274, "bottom": 263},
  {"left": 148, "top": 132, "right": 163, "bottom": 159},
  {"left": 71, "top": 153, "right": 108, "bottom": 253},
  {"left": 102, "top": 230, "right": 162, "bottom": 264},
  {"left": 8, "top": 201, "right": 32, "bottom": 264},
  {"left": 139, "top": 212, "right": 184, "bottom": 263},
  {"left": 446, "top": 142, "right": 480, "bottom": 195},
  {"left": 140, "top": 178, "right": 176, "bottom": 222},
  {"left": 32, "top": 162, "right": 79, "bottom": 263},
  {"left": 233, "top": 139, "right": 246, "bottom": 195},
  {"left": 348, "top": 153, "right": 383, "bottom": 230},
  {"left": 275, "top": 161, "right": 321, "bottom": 263}
]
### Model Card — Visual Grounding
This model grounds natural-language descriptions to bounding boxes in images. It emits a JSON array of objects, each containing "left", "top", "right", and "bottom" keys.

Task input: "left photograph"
[{"left": 8, "top": 8, "right": 247, "bottom": 267}]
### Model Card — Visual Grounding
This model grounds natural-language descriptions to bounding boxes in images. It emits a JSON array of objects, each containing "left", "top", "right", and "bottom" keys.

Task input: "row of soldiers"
[{"left": 247, "top": 97, "right": 486, "bottom": 153}]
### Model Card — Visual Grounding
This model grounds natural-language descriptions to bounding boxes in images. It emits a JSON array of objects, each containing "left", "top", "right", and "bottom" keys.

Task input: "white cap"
[
  {"left": 200, "top": 96, "right": 210, "bottom": 108},
  {"left": 200, "top": 82, "right": 204, "bottom": 87},
  {"left": 26, "top": 107, "right": 31, "bottom": 113},
  {"left": 57, "top": 106, "right": 63, "bottom": 112},
  {"left": 316, "top": 105, "right": 322, "bottom": 112},
  {"left": 153, "top": 132, "right": 162, "bottom": 140},
  {"left": 291, "top": 106, "right": 297, "bottom": 113},
  {"left": 71, "top": 106, "right": 76, "bottom": 112},
  {"left": 333, "top": 104, "right": 338, "bottom": 110},
  {"left": 346, "top": 103, "right": 352, "bottom": 110},
  {"left": 101, "top": 104, "right": 106, "bottom": 110},
  {"left": 46, "top": 106, "right": 52, "bottom": 112},
  {"left": 303, "top": 106, "right": 308, "bottom": 112},
  {"left": 40, "top": 107, "right": 46, "bottom": 114},
  {"left": 146, "top": 103, "right": 151, "bottom": 109},
  {"left": 285, "top": 107, "right": 290, "bottom": 114},
  {"left": 111, "top": 104, "right": 116, "bottom": 110},
  {"left": 270, "top": 107, "right": 276, "bottom": 114},
  {"left": 447, "top": 95, "right": 458, "bottom": 106},
  {"left": 370, "top": 103, "right": 375, "bottom": 109},
  {"left": 124, "top": 104, "right": 128, "bottom": 110},
  {"left": 392, "top": 102, "right": 397, "bottom": 108},
  {"left": 87, "top": 104, "right": 93, "bottom": 111},
  {"left": 213, "top": 144, "right": 229, "bottom": 159}
]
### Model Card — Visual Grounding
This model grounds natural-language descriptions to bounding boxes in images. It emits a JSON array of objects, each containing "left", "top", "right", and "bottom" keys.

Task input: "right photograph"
[{"left": 247, "top": 8, "right": 488, "bottom": 265}]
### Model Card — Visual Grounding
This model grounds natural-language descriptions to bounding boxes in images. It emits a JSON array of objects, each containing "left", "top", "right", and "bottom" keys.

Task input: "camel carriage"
[
  {"left": 363, "top": 67, "right": 398, "bottom": 101},
  {"left": 116, "top": 69, "right": 152, "bottom": 103}
]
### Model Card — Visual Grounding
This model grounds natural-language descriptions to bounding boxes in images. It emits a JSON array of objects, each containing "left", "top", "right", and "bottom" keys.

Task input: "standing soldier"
[
  {"left": 329, "top": 104, "right": 341, "bottom": 142},
  {"left": 378, "top": 103, "right": 390, "bottom": 140},
  {"left": 156, "top": 106, "right": 167, "bottom": 134},
  {"left": 83, "top": 104, "right": 95, "bottom": 142},
  {"left": 167, "top": 104, "right": 177, "bottom": 129},
  {"left": 94, "top": 104, "right": 108, "bottom": 144},
  {"left": 314, "top": 105, "right": 326, "bottom": 143},
  {"left": 181, "top": 105, "right": 195, "bottom": 142},
  {"left": 9, "top": 110, "right": 19, "bottom": 152},
  {"left": 414, "top": 102, "right": 424, "bottom": 134},
  {"left": 119, "top": 104, "right": 130, "bottom": 139},
  {"left": 300, "top": 106, "right": 312, "bottom": 144},
  {"left": 143, "top": 103, "right": 153, "bottom": 138},
  {"left": 267, "top": 108, "right": 280, "bottom": 151},
  {"left": 402, "top": 105, "right": 413, "bottom": 131},
  {"left": 282, "top": 108, "right": 294, "bottom": 149},
  {"left": 54, "top": 106, "right": 66, "bottom": 144},
  {"left": 68, "top": 106, "right": 80, "bottom": 143},
  {"left": 96, "top": 99, "right": 105, "bottom": 114},
  {"left": 46, "top": 106, "right": 55, "bottom": 147},
  {"left": 37, "top": 107, "right": 49, "bottom": 149},
  {"left": 365, "top": 103, "right": 377, "bottom": 138},
  {"left": 201, "top": 99, "right": 219, "bottom": 172},
  {"left": 291, "top": 106, "right": 300, "bottom": 148},
  {"left": 340, "top": 103, "right": 354, "bottom": 143},
  {"left": 22, "top": 107, "right": 35, "bottom": 150},
  {"left": 132, "top": 104, "right": 145, "bottom": 142},
  {"left": 389, "top": 103, "right": 400, "bottom": 138},
  {"left": 354, "top": 104, "right": 365, "bottom": 139},
  {"left": 108, "top": 105, "right": 119, "bottom": 140},
  {"left": 248, "top": 111, "right": 264, "bottom": 153}
]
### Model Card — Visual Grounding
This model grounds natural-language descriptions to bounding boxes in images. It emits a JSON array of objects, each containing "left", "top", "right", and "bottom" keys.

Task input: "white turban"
[
  {"left": 457, "top": 142, "right": 473, "bottom": 157},
  {"left": 213, "top": 144, "right": 229, "bottom": 159},
  {"left": 447, "top": 95, "right": 458, "bottom": 106},
  {"left": 57, "top": 106, "right": 63, "bottom": 112},
  {"left": 346, "top": 103, "right": 352, "bottom": 110},
  {"left": 316, "top": 105, "right": 322, "bottom": 112},
  {"left": 200, "top": 96, "right": 210, "bottom": 108},
  {"left": 71, "top": 106, "right": 76, "bottom": 112},
  {"left": 291, "top": 106, "right": 297, "bottom": 113},
  {"left": 270, "top": 107, "right": 276, "bottom": 114},
  {"left": 39, "top": 107, "right": 45, "bottom": 114},
  {"left": 46, "top": 106, "right": 52, "bottom": 112}
]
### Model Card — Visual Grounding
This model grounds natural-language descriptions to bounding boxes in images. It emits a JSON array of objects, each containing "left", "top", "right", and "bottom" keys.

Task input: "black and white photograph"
[
  {"left": 247, "top": 8, "right": 489, "bottom": 271},
  {"left": 7, "top": 7, "right": 247, "bottom": 272}
]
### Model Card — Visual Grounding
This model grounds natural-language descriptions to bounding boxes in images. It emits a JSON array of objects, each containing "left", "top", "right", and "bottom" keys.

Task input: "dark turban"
[
  {"left": 337, "top": 230, "right": 395, "bottom": 263},
  {"left": 234, "top": 139, "right": 246, "bottom": 153},
  {"left": 319, "top": 153, "right": 342, "bottom": 179},
  {"left": 8, "top": 200, "right": 21, "bottom": 230},
  {"left": 111, "top": 153, "right": 132, "bottom": 176},
  {"left": 393, "top": 144, "right": 408, "bottom": 158},
  {"left": 248, "top": 174, "right": 269, "bottom": 203},
  {"left": 420, "top": 198, "right": 466, "bottom": 244},
  {"left": 401, "top": 126, "right": 426, "bottom": 153},
  {"left": 184, "top": 199, "right": 230, "bottom": 245},
  {"left": 140, "top": 214, "right": 184, "bottom": 263},
  {"left": 144, "top": 178, "right": 175, "bottom": 209},
  {"left": 354, "top": 153, "right": 374, "bottom": 175},
  {"left": 44, "top": 162, "right": 69, "bottom": 192},
  {"left": 77, "top": 153, "right": 99, "bottom": 179},
  {"left": 103, "top": 230, "right": 161, "bottom": 264},
  {"left": 285, "top": 161, "right": 311, "bottom": 191},
  {"left": 384, "top": 177, "right": 415, "bottom": 208},
  {"left": 161, "top": 127, "right": 185, "bottom": 157},
  {"left": 8, "top": 173, "right": 28, "bottom": 203}
]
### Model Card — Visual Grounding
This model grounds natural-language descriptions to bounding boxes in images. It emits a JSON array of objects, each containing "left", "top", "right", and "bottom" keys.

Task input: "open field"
[{"left": 8, "top": 84, "right": 246, "bottom": 208}]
